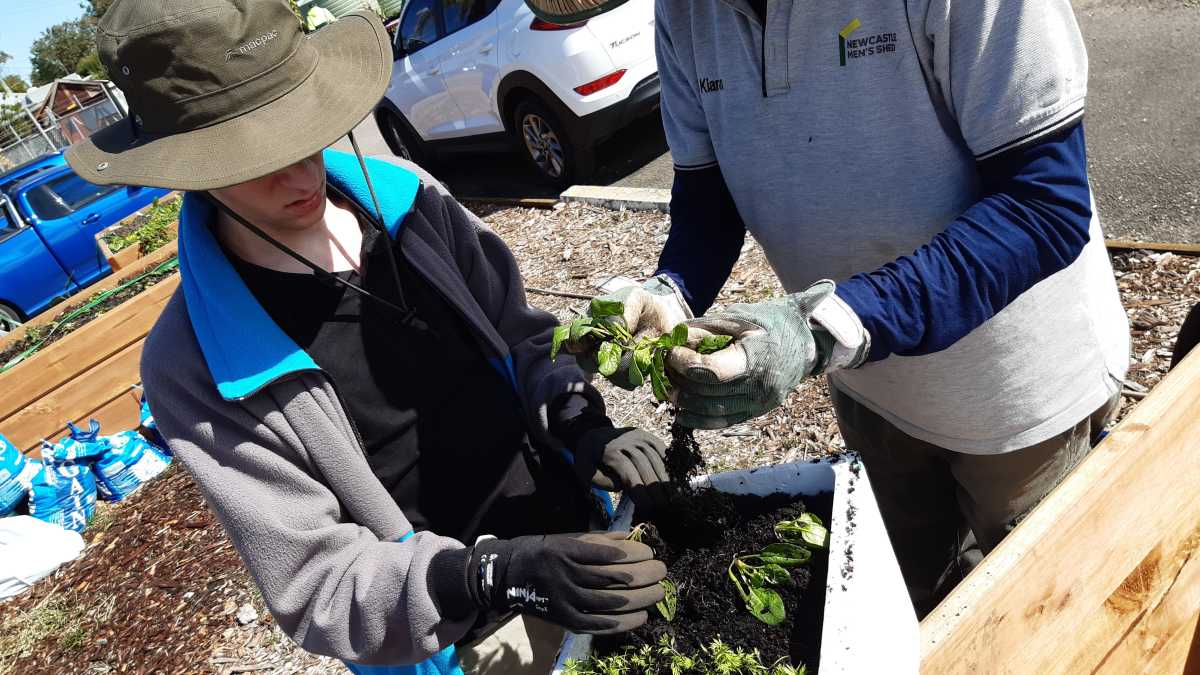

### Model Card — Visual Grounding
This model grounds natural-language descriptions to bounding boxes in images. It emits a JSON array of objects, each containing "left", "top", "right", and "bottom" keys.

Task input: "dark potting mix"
[{"left": 568, "top": 422, "right": 831, "bottom": 674}]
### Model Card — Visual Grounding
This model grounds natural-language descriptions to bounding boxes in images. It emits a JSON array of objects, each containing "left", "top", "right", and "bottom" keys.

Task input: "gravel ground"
[{"left": 1, "top": 201, "right": 1196, "bottom": 674}]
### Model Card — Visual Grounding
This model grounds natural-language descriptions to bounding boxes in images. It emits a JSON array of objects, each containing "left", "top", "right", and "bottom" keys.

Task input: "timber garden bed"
[{"left": 0, "top": 197, "right": 181, "bottom": 374}]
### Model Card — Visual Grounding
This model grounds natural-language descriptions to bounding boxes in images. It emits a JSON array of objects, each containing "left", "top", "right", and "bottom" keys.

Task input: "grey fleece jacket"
[{"left": 140, "top": 155, "right": 602, "bottom": 665}]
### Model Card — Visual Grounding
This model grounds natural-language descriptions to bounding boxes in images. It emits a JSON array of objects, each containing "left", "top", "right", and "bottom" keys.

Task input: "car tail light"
[
  {"left": 530, "top": 18, "right": 587, "bottom": 31},
  {"left": 574, "top": 69, "right": 627, "bottom": 96}
]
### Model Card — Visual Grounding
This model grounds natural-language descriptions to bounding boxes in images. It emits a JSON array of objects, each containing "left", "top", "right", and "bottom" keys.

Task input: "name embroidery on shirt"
[
  {"left": 838, "top": 18, "right": 898, "bottom": 66},
  {"left": 699, "top": 77, "right": 725, "bottom": 94}
]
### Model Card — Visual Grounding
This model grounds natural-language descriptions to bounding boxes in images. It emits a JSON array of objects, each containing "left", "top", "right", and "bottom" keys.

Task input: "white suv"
[{"left": 374, "top": 0, "right": 659, "bottom": 187}]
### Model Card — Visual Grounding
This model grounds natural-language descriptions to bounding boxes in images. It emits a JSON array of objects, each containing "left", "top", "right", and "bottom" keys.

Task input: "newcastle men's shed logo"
[
  {"left": 225, "top": 30, "right": 280, "bottom": 63},
  {"left": 838, "top": 18, "right": 898, "bottom": 66}
]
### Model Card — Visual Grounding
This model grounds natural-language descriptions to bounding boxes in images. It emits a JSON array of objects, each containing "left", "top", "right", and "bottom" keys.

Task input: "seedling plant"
[
  {"left": 550, "top": 298, "right": 732, "bottom": 401},
  {"left": 728, "top": 513, "right": 828, "bottom": 625},
  {"left": 563, "top": 634, "right": 807, "bottom": 675}
]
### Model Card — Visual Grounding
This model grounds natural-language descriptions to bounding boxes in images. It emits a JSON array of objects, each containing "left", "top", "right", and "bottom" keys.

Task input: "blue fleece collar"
[{"left": 178, "top": 150, "right": 421, "bottom": 401}]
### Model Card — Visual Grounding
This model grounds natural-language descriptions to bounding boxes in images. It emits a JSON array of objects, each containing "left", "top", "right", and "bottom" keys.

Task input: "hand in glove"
[
  {"left": 568, "top": 275, "right": 692, "bottom": 389},
  {"left": 666, "top": 281, "right": 870, "bottom": 429},
  {"left": 465, "top": 532, "right": 667, "bottom": 634},
  {"left": 572, "top": 427, "right": 670, "bottom": 491}
]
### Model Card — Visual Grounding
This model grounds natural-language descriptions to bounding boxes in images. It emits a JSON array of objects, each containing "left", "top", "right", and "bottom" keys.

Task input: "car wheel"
[
  {"left": 378, "top": 110, "right": 431, "bottom": 167},
  {"left": 0, "top": 303, "right": 23, "bottom": 334},
  {"left": 513, "top": 99, "right": 594, "bottom": 189}
]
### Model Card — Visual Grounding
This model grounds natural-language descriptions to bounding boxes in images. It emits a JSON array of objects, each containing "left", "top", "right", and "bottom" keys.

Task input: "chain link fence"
[{"left": 0, "top": 98, "right": 123, "bottom": 170}]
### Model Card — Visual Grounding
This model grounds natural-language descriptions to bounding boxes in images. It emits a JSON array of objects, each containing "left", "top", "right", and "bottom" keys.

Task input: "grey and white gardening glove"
[
  {"left": 568, "top": 275, "right": 692, "bottom": 390},
  {"left": 571, "top": 427, "right": 670, "bottom": 491},
  {"left": 666, "top": 280, "right": 870, "bottom": 429},
  {"left": 448, "top": 532, "right": 667, "bottom": 634}
]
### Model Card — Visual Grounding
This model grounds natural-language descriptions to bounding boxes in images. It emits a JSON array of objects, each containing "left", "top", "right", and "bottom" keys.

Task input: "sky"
[{"left": 0, "top": 0, "right": 92, "bottom": 86}]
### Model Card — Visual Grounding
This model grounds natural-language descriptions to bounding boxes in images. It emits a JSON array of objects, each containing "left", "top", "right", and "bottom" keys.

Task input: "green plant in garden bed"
[
  {"left": 729, "top": 513, "right": 828, "bottom": 626},
  {"left": 563, "top": 634, "right": 807, "bottom": 675},
  {"left": 626, "top": 524, "right": 679, "bottom": 623},
  {"left": 551, "top": 298, "right": 732, "bottom": 401},
  {"left": 104, "top": 198, "right": 181, "bottom": 256}
]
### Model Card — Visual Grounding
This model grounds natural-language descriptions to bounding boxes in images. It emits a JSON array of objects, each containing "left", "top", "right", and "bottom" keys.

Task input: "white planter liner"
[{"left": 552, "top": 454, "right": 918, "bottom": 674}]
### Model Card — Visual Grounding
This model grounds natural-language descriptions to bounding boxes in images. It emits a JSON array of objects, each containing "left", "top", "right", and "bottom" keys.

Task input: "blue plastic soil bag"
[
  {"left": 0, "top": 434, "right": 40, "bottom": 516},
  {"left": 28, "top": 443, "right": 97, "bottom": 533},
  {"left": 137, "top": 390, "right": 168, "bottom": 453},
  {"left": 93, "top": 430, "right": 171, "bottom": 503},
  {"left": 56, "top": 421, "right": 112, "bottom": 462}
]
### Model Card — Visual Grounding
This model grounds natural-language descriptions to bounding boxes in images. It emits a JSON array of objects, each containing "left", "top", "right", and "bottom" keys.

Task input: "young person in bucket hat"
[{"left": 66, "top": 1, "right": 671, "bottom": 672}]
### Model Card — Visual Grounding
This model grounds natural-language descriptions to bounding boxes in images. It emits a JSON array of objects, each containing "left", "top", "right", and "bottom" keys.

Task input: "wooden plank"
[
  {"left": 1106, "top": 239, "right": 1200, "bottom": 256},
  {"left": 0, "top": 276, "right": 177, "bottom": 423},
  {"left": 1092, "top": 531, "right": 1200, "bottom": 674},
  {"left": 459, "top": 196, "right": 559, "bottom": 209},
  {"left": 0, "top": 239, "right": 178, "bottom": 352},
  {"left": 921, "top": 348, "right": 1200, "bottom": 674},
  {"left": 1, "top": 339, "right": 146, "bottom": 453},
  {"left": 111, "top": 245, "right": 142, "bottom": 271}
]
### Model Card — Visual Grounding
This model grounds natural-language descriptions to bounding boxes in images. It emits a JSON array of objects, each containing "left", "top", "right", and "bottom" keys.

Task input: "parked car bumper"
[{"left": 567, "top": 72, "right": 660, "bottom": 146}]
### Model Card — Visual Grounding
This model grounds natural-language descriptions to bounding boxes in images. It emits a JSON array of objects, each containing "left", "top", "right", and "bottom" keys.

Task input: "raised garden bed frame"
[
  {"left": 0, "top": 222, "right": 180, "bottom": 456},
  {"left": 921, "top": 347, "right": 1200, "bottom": 674}
]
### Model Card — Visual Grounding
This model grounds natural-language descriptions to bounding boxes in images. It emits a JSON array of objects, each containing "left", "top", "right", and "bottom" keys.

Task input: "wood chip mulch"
[{"left": 0, "top": 201, "right": 1196, "bottom": 674}]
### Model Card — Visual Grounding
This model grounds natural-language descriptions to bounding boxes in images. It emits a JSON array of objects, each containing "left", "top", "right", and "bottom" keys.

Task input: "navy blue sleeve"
[
  {"left": 655, "top": 165, "right": 747, "bottom": 314},
  {"left": 836, "top": 122, "right": 1094, "bottom": 362}
]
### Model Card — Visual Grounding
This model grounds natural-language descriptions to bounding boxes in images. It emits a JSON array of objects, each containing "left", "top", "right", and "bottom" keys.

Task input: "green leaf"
[
  {"left": 759, "top": 563, "right": 794, "bottom": 586},
  {"left": 628, "top": 354, "right": 645, "bottom": 387},
  {"left": 671, "top": 323, "right": 689, "bottom": 347},
  {"left": 650, "top": 349, "right": 670, "bottom": 402},
  {"left": 758, "top": 543, "right": 812, "bottom": 566},
  {"left": 597, "top": 341, "right": 623, "bottom": 377},
  {"left": 590, "top": 298, "right": 625, "bottom": 319},
  {"left": 746, "top": 586, "right": 786, "bottom": 625},
  {"left": 775, "top": 513, "right": 830, "bottom": 550},
  {"left": 634, "top": 347, "right": 653, "bottom": 374},
  {"left": 551, "top": 324, "right": 570, "bottom": 361},
  {"left": 798, "top": 513, "right": 829, "bottom": 549},
  {"left": 570, "top": 318, "right": 594, "bottom": 341},
  {"left": 656, "top": 579, "right": 678, "bottom": 622},
  {"left": 697, "top": 334, "right": 734, "bottom": 354}
]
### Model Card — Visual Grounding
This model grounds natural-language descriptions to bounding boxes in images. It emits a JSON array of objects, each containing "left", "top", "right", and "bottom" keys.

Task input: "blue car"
[{"left": 0, "top": 154, "right": 170, "bottom": 330}]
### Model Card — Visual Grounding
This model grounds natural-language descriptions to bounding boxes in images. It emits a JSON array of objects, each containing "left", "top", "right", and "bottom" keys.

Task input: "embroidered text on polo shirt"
[
  {"left": 699, "top": 77, "right": 725, "bottom": 94},
  {"left": 838, "top": 18, "right": 898, "bottom": 66}
]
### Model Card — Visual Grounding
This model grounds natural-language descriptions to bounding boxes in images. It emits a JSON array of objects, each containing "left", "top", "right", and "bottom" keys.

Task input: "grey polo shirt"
[{"left": 655, "top": 0, "right": 1130, "bottom": 453}]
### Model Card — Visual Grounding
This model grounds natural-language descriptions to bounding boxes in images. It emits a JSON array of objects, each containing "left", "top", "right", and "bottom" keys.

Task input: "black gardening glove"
[
  {"left": 572, "top": 427, "right": 670, "bottom": 492},
  {"left": 440, "top": 532, "right": 666, "bottom": 634}
]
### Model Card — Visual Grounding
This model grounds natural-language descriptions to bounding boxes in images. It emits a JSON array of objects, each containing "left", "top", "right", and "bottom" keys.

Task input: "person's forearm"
[
  {"left": 655, "top": 165, "right": 747, "bottom": 315},
  {"left": 836, "top": 123, "right": 1094, "bottom": 362}
]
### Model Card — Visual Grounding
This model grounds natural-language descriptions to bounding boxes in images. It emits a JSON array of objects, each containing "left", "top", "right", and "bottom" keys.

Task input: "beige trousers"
[
  {"left": 831, "top": 384, "right": 1120, "bottom": 619},
  {"left": 457, "top": 615, "right": 565, "bottom": 675}
]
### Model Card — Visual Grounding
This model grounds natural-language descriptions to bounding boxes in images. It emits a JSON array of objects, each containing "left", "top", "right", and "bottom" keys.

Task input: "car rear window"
[{"left": 25, "top": 172, "right": 119, "bottom": 220}]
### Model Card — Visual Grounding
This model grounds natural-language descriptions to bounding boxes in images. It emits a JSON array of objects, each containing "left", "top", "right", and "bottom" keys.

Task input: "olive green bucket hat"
[
  {"left": 65, "top": 0, "right": 391, "bottom": 191},
  {"left": 522, "top": 0, "right": 630, "bottom": 24}
]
